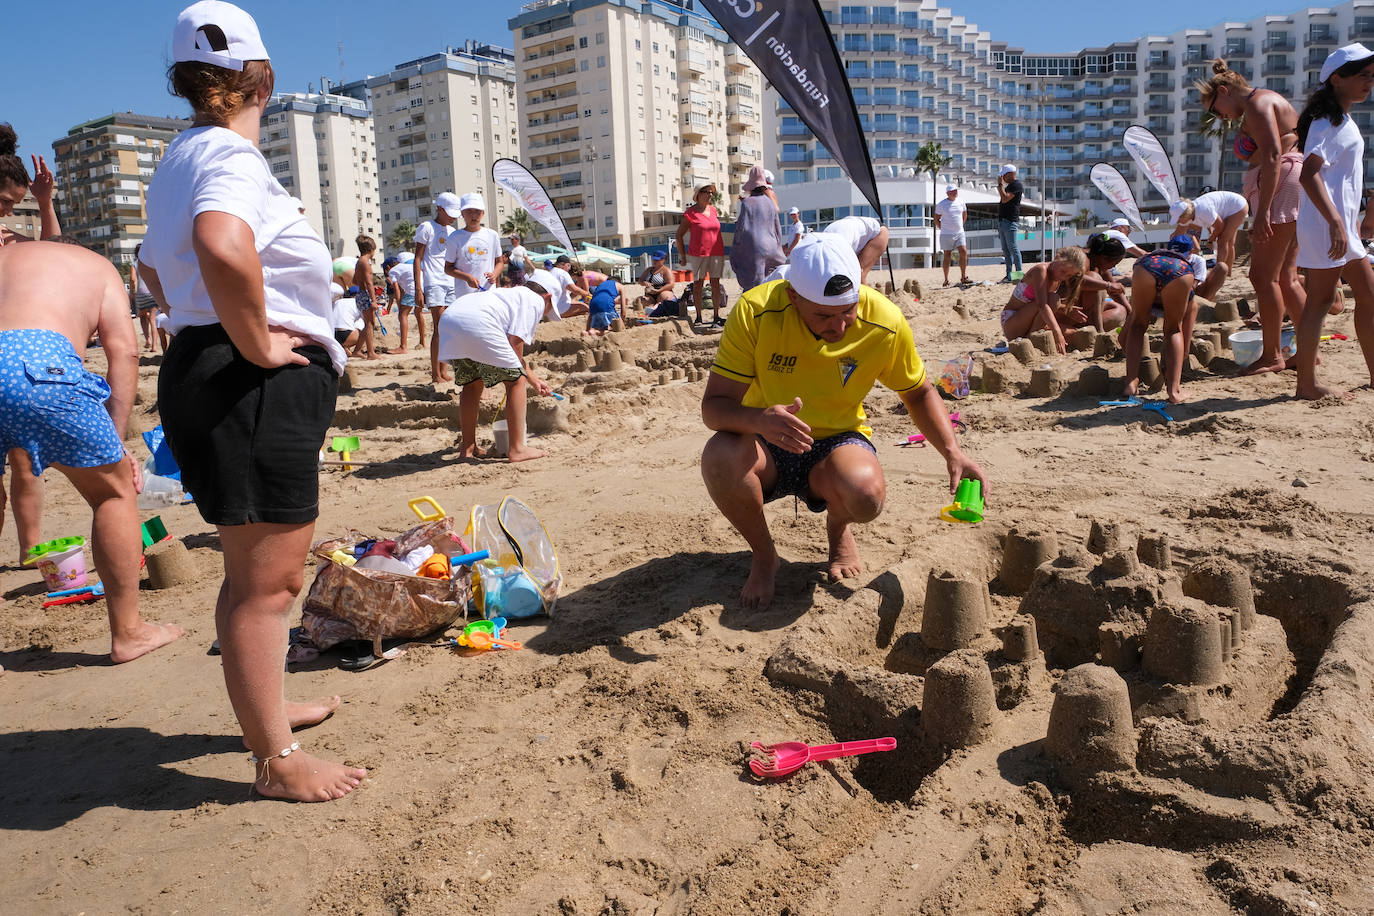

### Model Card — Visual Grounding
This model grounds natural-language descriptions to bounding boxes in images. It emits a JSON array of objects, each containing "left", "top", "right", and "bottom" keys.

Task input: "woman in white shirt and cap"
[
  {"left": 1293, "top": 43, "right": 1374, "bottom": 399},
  {"left": 138, "top": 1, "right": 364, "bottom": 802}
]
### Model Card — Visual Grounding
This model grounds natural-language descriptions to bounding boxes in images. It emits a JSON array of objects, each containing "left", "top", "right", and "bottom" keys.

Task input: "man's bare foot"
[
  {"left": 393, "top": 347, "right": 409, "bottom": 354},
  {"left": 1121, "top": 379, "right": 1140, "bottom": 399},
  {"left": 110, "top": 621, "right": 184, "bottom": 664},
  {"left": 363, "top": 354, "right": 381, "bottom": 361},
  {"left": 286, "top": 696, "right": 341, "bottom": 729},
  {"left": 458, "top": 443, "right": 488, "bottom": 459},
  {"left": 507, "top": 445, "right": 547, "bottom": 463},
  {"left": 1241, "top": 355, "right": 1286, "bottom": 376},
  {"left": 827, "top": 525, "right": 863, "bottom": 582},
  {"left": 1296, "top": 383, "right": 1349, "bottom": 401},
  {"left": 740, "top": 549, "right": 781, "bottom": 609},
  {"left": 1166, "top": 387, "right": 1190, "bottom": 405},
  {"left": 254, "top": 749, "right": 366, "bottom": 802}
]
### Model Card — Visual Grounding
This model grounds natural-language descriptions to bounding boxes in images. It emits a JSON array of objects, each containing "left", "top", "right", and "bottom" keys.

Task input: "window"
[
  {"left": 597, "top": 56, "right": 606, "bottom": 68},
  {"left": 579, "top": 36, "right": 587, "bottom": 48}
]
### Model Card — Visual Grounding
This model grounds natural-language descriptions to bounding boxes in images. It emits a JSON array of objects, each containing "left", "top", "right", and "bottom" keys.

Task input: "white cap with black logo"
[
  {"left": 173, "top": 1, "right": 270, "bottom": 72},
  {"left": 1320, "top": 42, "right": 1374, "bottom": 83},
  {"left": 786, "top": 234, "right": 861, "bottom": 307}
]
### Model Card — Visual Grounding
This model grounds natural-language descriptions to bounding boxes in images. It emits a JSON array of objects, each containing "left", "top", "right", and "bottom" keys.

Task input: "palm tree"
[
  {"left": 1075, "top": 207, "right": 1093, "bottom": 230},
  {"left": 386, "top": 220, "right": 416, "bottom": 254},
  {"left": 499, "top": 208, "right": 541, "bottom": 245},
  {"left": 914, "top": 141, "right": 953, "bottom": 265},
  {"left": 1198, "top": 110, "right": 1237, "bottom": 195}
]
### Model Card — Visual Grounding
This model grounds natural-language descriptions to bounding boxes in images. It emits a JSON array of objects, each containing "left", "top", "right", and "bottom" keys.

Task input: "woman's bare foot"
[
  {"left": 1241, "top": 355, "right": 1286, "bottom": 375},
  {"left": 827, "top": 525, "right": 863, "bottom": 582},
  {"left": 740, "top": 549, "right": 781, "bottom": 609},
  {"left": 254, "top": 750, "right": 366, "bottom": 802},
  {"left": 110, "top": 621, "right": 184, "bottom": 664},
  {"left": 507, "top": 445, "right": 547, "bottom": 464},
  {"left": 1166, "top": 387, "right": 1190, "bottom": 405},
  {"left": 1297, "top": 383, "right": 1347, "bottom": 401},
  {"left": 458, "top": 443, "right": 488, "bottom": 459},
  {"left": 1121, "top": 379, "right": 1140, "bottom": 399},
  {"left": 286, "top": 696, "right": 341, "bottom": 729},
  {"left": 393, "top": 347, "right": 409, "bottom": 355}
]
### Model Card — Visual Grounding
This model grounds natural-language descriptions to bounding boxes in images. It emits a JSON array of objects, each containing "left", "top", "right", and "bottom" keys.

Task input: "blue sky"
[{"left": 11, "top": 0, "right": 1301, "bottom": 169}]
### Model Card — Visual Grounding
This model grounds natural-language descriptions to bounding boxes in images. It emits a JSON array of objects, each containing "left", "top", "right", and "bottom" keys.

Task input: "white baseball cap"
[
  {"left": 764, "top": 169, "right": 775, "bottom": 186},
  {"left": 786, "top": 235, "right": 861, "bottom": 307},
  {"left": 1110, "top": 217, "right": 1130, "bottom": 228},
  {"left": 1000, "top": 164, "right": 1017, "bottom": 175},
  {"left": 945, "top": 184, "right": 957, "bottom": 193},
  {"left": 459, "top": 192, "right": 485, "bottom": 212},
  {"left": 1168, "top": 200, "right": 1188, "bottom": 223},
  {"left": 1319, "top": 42, "right": 1374, "bottom": 83},
  {"left": 434, "top": 191, "right": 462, "bottom": 216},
  {"left": 788, "top": 206, "right": 799, "bottom": 215},
  {"left": 173, "top": 1, "right": 269, "bottom": 72}
]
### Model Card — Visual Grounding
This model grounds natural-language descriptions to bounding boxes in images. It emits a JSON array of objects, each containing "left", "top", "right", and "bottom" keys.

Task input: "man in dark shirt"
[{"left": 997, "top": 164, "right": 1024, "bottom": 282}]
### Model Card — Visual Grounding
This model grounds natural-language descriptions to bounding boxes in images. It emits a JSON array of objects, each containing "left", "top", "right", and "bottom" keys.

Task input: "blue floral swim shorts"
[{"left": 0, "top": 329, "right": 125, "bottom": 475}]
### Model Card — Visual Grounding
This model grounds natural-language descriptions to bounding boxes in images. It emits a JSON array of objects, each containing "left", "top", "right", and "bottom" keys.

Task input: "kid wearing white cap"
[
  {"left": 783, "top": 206, "right": 808, "bottom": 256},
  {"left": 1168, "top": 191, "right": 1248, "bottom": 273},
  {"left": 443, "top": 192, "right": 502, "bottom": 305},
  {"left": 1293, "top": 42, "right": 1374, "bottom": 399},
  {"left": 415, "top": 191, "right": 459, "bottom": 381},
  {"left": 701, "top": 234, "right": 986, "bottom": 609}
]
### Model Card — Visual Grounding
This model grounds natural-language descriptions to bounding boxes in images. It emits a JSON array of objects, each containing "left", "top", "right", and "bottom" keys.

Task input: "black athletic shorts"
[
  {"left": 761, "top": 430, "right": 876, "bottom": 513},
  {"left": 159, "top": 323, "right": 338, "bottom": 527}
]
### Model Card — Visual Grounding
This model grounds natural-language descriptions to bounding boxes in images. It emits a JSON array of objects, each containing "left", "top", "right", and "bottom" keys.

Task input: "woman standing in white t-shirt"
[
  {"left": 1294, "top": 44, "right": 1374, "bottom": 399},
  {"left": 138, "top": 1, "right": 364, "bottom": 802}
]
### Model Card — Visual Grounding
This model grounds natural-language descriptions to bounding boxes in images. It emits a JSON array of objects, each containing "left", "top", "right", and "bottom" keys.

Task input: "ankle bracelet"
[{"left": 250, "top": 741, "right": 300, "bottom": 783}]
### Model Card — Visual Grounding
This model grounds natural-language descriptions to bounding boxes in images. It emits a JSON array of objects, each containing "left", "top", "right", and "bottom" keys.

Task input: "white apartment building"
[
  {"left": 768, "top": 0, "right": 1374, "bottom": 268},
  {"left": 508, "top": 0, "right": 764, "bottom": 249},
  {"left": 340, "top": 43, "right": 521, "bottom": 252},
  {"left": 259, "top": 91, "right": 381, "bottom": 257}
]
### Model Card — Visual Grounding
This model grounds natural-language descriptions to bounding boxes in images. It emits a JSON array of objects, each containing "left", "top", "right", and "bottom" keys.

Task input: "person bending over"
[
  {"left": 998, "top": 247, "right": 1089, "bottom": 354},
  {"left": 701, "top": 234, "right": 986, "bottom": 608},
  {"left": 1121, "top": 237, "right": 1200, "bottom": 404}
]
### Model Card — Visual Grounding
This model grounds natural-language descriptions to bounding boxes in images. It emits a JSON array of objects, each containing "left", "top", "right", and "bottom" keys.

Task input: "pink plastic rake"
[{"left": 748, "top": 737, "right": 897, "bottom": 778}]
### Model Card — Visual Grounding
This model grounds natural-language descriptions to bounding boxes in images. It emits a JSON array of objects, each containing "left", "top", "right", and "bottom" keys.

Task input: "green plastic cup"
[{"left": 949, "top": 478, "right": 984, "bottom": 523}]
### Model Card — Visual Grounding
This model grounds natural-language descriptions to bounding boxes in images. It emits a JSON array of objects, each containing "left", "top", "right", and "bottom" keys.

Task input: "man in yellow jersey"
[{"left": 702, "top": 234, "right": 986, "bottom": 608}]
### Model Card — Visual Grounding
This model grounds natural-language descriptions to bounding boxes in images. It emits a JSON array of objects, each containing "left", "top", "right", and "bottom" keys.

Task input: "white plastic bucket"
[
  {"left": 493, "top": 418, "right": 525, "bottom": 457},
  {"left": 1229, "top": 327, "right": 1297, "bottom": 366}
]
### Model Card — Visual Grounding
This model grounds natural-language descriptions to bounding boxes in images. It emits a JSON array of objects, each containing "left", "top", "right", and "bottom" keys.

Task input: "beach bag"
[
  {"left": 465, "top": 497, "right": 562, "bottom": 619},
  {"left": 300, "top": 516, "right": 472, "bottom": 652},
  {"left": 936, "top": 353, "right": 973, "bottom": 400}
]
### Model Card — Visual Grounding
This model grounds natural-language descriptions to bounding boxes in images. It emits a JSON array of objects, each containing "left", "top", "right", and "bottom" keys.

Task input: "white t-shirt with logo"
[
  {"left": 413, "top": 219, "right": 455, "bottom": 294},
  {"left": 141, "top": 126, "right": 346, "bottom": 374},
  {"left": 785, "top": 220, "right": 808, "bottom": 248},
  {"left": 436, "top": 287, "right": 544, "bottom": 367},
  {"left": 934, "top": 198, "right": 967, "bottom": 235},
  {"left": 445, "top": 226, "right": 502, "bottom": 300},
  {"left": 388, "top": 262, "right": 416, "bottom": 297}
]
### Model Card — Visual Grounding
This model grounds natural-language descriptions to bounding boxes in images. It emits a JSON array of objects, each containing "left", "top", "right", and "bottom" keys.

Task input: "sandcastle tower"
[
  {"left": 1046, "top": 663, "right": 1136, "bottom": 774},
  {"left": 1182, "top": 557, "right": 1256, "bottom": 630},
  {"left": 921, "top": 568, "right": 989, "bottom": 651},
  {"left": 922, "top": 649, "right": 996, "bottom": 748},
  {"left": 999, "top": 527, "right": 1058, "bottom": 595},
  {"left": 1143, "top": 600, "right": 1225, "bottom": 685}
]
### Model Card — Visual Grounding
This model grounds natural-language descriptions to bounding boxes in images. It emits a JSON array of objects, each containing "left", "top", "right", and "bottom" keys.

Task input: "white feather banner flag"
[
  {"left": 1122, "top": 126, "right": 1181, "bottom": 205},
  {"left": 492, "top": 157, "right": 575, "bottom": 255},
  {"left": 1090, "top": 163, "right": 1144, "bottom": 231}
]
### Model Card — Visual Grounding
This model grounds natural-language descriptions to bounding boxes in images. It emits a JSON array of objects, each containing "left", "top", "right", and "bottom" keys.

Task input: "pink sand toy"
[
  {"left": 896, "top": 413, "right": 965, "bottom": 447},
  {"left": 749, "top": 737, "right": 897, "bottom": 778},
  {"left": 34, "top": 538, "right": 88, "bottom": 591}
]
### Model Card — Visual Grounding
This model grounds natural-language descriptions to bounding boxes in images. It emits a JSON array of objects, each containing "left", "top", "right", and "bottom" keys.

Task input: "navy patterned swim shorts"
[{"left": 761, "top": 430, "right": 877, "bottom": 513}]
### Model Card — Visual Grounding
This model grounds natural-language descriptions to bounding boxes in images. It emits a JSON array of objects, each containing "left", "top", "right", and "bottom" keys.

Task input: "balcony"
[
  {"left": 726, "top": 106, "right": 756, "bottom": 127},
  {"left": 1350, "top": 21, "right": 1374, "bottom": 41},
  {"left": 1263, "top": 60, "right": 1295, "bottom": 76},
  {"left": 1308, "top": 28, "right": 1339, "bottom": 46},
  {"left": 1263, "top": 35, "right": 1296, "bottom": 52},
  {"left": 526, "top": 133, "right": 580, "bottom": 151},
  {"left": 547, "top": 176, "right": 582, "bottom": 191},
  {"left": 1146, "top": 55, "right": 1174, "bottom": 70},
  {"left": 682, "top": 53, "right": 708, "bottom": 75},
  {"left": 1147, "top": 77, "right": 1176, "bottom": 91},
  {"left": 779, "top": 122, "right": 811, "bottom": 137},
  {"left": 1183, "top": 136, "right": 1209, "bottom": 151},
  {"left": 1108, "top": 83, "right": 1136, "bottom": 97},
  {"left": 1146, "top": 99, "right": 1172, "bottom": 112},
  {"left": 726, "top": 46, "right": 750, "bottom": 72},
  {"left": 524, "top": 91, "right": 578, "bottom": 112},
  {"left": 1148, "top": 123, "right": 1175, "bottom": 136},
  {"left": 1183, "top": 49, "right": 1212, "bottom": 64},
  {"left": 1223, "top": 43, "right": 1252, "bottom": 58},
  {"left": 681, "top": 118, "right": 708, "bottom": 142},
  {"left": 523, "top": 43, "right": 575, "bottom": 63},
  {"left": 526, "top": 111, "right": 579, "bottom": 131},
  {"left": 525, "top": 66, "right": 576, "bottom": 85}
]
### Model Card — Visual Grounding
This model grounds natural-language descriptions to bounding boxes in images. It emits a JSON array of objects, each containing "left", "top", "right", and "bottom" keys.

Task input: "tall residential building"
[
  {"left": 260, "top": 91, "right": 382, "bottom": 257},
  {"left": 767, "top": 0, "right": 1374, "bottom": 267},
  {"left": 339, "top": 43, "right": 521, "bottom": 251},
  {"left": 508, "top": 0, "right": 764, "bottom": 249},
  {"left": 51, "top": 113, "right": 189, "bottom": 265}
]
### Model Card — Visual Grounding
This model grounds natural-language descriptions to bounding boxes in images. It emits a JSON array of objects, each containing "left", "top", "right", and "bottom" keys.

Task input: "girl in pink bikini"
[
  {"left": 999, "top": 247, "right": 1088, "bottom": 355},
  {"left": 1197, "top": 59, "right": 1306, "bottom": 374}
]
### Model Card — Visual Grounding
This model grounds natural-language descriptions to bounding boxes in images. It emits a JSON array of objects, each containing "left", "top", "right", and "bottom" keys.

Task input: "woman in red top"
[{"left": 674, "top": 184, "right": 727, "bottom": 326}]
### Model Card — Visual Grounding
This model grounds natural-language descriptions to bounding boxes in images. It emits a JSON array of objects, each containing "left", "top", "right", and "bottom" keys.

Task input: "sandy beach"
[{"left": 3, "top": 259, "right": 1373, "bottom": 914}]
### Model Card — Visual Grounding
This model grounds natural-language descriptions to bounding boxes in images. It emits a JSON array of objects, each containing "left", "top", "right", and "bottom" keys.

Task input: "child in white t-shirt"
[{"left": 444, "top": 193, "right": 503, "bottom": 302}]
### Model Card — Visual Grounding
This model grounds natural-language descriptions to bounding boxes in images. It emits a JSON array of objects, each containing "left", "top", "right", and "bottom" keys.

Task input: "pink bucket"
[{"left": 37, "top": 545, "right": 87, "bottom": 591}]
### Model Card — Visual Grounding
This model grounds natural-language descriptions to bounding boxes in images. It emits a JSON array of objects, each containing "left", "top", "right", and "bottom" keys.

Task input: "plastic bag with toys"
[
  {"left": 300, "top": 515, "right": 472, "bottom": 653},
  {"left": 465, "top": 497, "right": 562, "bottom": 619},
  {"left": 936, "top": 353, "right": 973, "bottom": 400}
]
